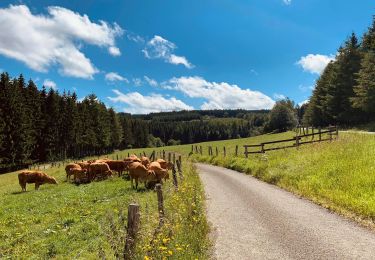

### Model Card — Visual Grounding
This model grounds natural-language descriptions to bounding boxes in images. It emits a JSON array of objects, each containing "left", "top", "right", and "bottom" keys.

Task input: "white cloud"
[
  {"left": 163, "top": 76, "right": 274, "bottom": 110},
  {"left": 144, "top": 76, "right": 158, "bottom": 87},
  {"left": 133, "top": 78, "right": 142, "bottom": 87},
  {"left": 250, "top": 69, "right": 259, "bottom": 76},
  {"left": 283, "top": 0, "right": 292, "bottom": 5},
  {"left": 43, "top": 79, "right": 57, "bottom": 90},
  {"left": 297, "top": 54, "right": 335, "bottom": 74},
  {"left": 108, "top": 89, "right": 193, "bottom": 114},
  {"left": 143, "top": 35, "right": 194, "bottom": 69},
  {"left": 108, "top": 46, "right": 121, "bottom": 56},
  {"left": 105, "top": 72, "right": 128, "bottom": 82},
  {"left": 0, "top": 5, "right": 123, "bottom": 79},
  {"left": 127, "top": 32, "right": 145, "bottom": 43},
  {"left": 273, "top": 93, "right": 286, "bottom": 100}
]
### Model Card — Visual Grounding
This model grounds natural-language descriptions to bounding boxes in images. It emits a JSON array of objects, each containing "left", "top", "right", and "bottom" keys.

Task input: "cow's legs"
[{"left": 35, "top": 183, "right": 40, "bottom": 190}]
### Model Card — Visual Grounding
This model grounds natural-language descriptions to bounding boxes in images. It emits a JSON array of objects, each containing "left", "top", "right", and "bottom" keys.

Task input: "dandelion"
[
  {"left": 159, "top": 246, "right": 168, "bottom": 251},
  {"left": 144, "top": 256, "right": 151, "bottom": 260}
]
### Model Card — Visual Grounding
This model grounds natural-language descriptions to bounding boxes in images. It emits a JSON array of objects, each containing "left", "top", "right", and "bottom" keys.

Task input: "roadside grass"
[
  {"left": 0, "top": 156, "right": 209, "bottom": 259},
  {"left": 192, "top": 132, "right": 375, "bottom": 228}
]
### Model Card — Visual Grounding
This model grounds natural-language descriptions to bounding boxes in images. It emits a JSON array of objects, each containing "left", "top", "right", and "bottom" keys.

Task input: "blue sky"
[{"left": 0, "top": 0, "right": 374, "bottom": 114}]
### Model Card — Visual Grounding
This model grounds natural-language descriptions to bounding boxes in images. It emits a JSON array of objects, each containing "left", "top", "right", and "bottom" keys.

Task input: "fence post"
[
  {"left": 336, "top": 125, "right": 339, "bottom": 139},
  {"left": 178, "top": 155, "right": 182, "bottom": 167},
  {"left": 155, "top": 184, "right": 164, "bottom": 222},
  {"left": 223, "top": 146, "right": 226, "bottom": 157},
  {"left": 200, "top": 146, "right": 202, "bottom": 155},
  {"left": 235, "top": 145, "right": 238, "bottom": 156},
  {"left": 124, "top": 203, "right": 140, "bottom": 260},
  {"left": 261, "top": 144, "right": 265, "bottom": 153},
  {"left": 162, "top": 150, "right": 165, "bottom": 160},
  {"left": 172, "top": 164, "right": 178, "bottom": 190},
  {"left": 215, "top": 147, "right": 218, "bottom": 156},
  {"left": 173, "top": 153, "right": 176, "bottom": 165},
  {"left": 168, "top": 153, "right": 171, "bottom": 162},
  {"left": 176, "top": 159, "right": 183, "bottom": 180},
  {"left": 191, "top": 145, "right": 194, "bottom": 153},
  {"left": 244, "top": 146, "right": 248, "bottom": 158},
  {"left": 319, "top": 127, "right": 322, "bottom": 141}
]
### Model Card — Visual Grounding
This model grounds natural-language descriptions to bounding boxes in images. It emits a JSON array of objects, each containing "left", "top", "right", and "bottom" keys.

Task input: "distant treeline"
[
  {"left": 304, "top": 16, "right": 375, "bottom": 126},
  {"left": 0, "top": 72, "right": 270, "bottom": 172}
]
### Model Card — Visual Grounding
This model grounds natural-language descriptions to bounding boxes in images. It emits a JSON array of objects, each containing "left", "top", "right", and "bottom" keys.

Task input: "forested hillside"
[
  {"left": 304, "top": 16, "right": 375, "bottom": 126},
  {"left": 0, "top": 72, "right": 269, "bottom": 172}
]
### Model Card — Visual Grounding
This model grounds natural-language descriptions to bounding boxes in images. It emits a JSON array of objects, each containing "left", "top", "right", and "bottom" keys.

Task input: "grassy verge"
[
  {"left": 0, "top": 157, "right": 209, "bottom": 259},
  {"left": 192, "top": 132, "right": 375, "bottom": 228}
]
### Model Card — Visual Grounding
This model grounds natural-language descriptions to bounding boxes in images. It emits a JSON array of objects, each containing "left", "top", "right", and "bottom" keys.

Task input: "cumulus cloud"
[
  {"left": 143, "top": 35, "right": 194, "bottom": 68},
  {"left": 297, "top": 54, "right": 335, "bottom": 74},
  {"left": 108, "top": 89, "right": 193, "bottom": 114},
  {"left": 108, "top": 46, "right": 121, "bottom": 56},
  {"left": 163, "top": 76, "right": 274, "bottom": 110},
  {"left": 0, "top": 5, "right": 123, "bottom": 79},
  {"left": 105, "top": 72, "right": 128, "bottom": 82},
  {"left": 144, "top": 76, "right": 158, "bottom": 87},
  {"left": 43, "top": 79, "right": 57, "bottom": 90},
  {"left": 299, "top": 99, "right": 309, "bottom": 106}
]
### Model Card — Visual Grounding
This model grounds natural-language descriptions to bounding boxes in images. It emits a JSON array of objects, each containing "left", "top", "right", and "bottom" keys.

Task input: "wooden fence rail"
[{"left": 244, "top": 126, "right": 338, "bottom": 158}]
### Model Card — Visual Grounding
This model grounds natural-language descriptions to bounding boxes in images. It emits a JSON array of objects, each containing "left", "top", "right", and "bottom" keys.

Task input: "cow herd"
[
  {"left": 17, "top": 155, "right": 175, "bottom": 192},
  {"left": 64, "top": 154, "right": 174, "bottom": 190}
]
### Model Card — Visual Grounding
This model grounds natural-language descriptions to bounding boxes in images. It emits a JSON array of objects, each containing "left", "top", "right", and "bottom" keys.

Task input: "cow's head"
[{"left": 48, "top": 176, "right": 58, "bottom": 185}]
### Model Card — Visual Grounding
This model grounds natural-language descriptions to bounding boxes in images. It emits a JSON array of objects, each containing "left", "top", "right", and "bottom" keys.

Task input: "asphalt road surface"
[{"left": 197, "top": 163, "right": 375, "bottom": 260}]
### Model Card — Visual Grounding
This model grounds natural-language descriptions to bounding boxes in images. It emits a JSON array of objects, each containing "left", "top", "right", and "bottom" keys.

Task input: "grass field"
[
  {"left": 0, "top": 157, "right": 209, "bottom": 259},
  {"left": 2, "top": 130, "right": 375, "bottom": 258},
  {"left": 188, "top": 132, "right": 375, "bottom": 228}
]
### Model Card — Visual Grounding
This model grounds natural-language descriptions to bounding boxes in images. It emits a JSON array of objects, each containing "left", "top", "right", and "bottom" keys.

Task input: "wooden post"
[
  {"left": 215, "top": 147, "right": 218, "bottom": 156},
  {"left": 168, "top": 153, "right": 171, "bottom": 162},
  {"left": 235, "top": 145, "right": 238, "bottom": 156},
  {"left": 173, "top": 153, "right": 176, "bottom": 165},
  {"left": 244, "top": 146, "right": 248, "bottom": 158},
  {"left": 200, "top": 146, "right": 202, "bottom": 155},
  {"left": 336, "top": 125, "right": 339, "bottom": 139},
  {"left": 162, "top": 150, "right": 165, "bottom": 160},
  {"left": 127, "top": 152, "right": 130, "bottom": 158},
  {"left": 296, "top": 135, "right": 299, "bottom": 149},
  {"left": 261, "top": 144, "right": 265, "bottom": 153},
  {"left": 172, "top": 164, "right": 178, "bottom": 190},
  {"left": 176, "top": 159, "right": 183, "bottom": 180},
  {"left": 178, "top": 155, "right": 182, "bottom": 167},
  {"left": 124, "top": 203, "right": 140, "bottom": 260},
  {"left": 223, "top": 146, "right": 226, "bottom": 157},
  {"left": 191, "top": 145, "right": 194, "bottom": 153},
  {"left": 155, "top": 184, "right": 164, "bottom": 221}
]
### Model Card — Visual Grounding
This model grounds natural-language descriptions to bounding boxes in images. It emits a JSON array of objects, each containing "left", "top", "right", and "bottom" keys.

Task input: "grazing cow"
[
  {"left": 70, "top": 168, "right": 89, "bottom": 184},
  {"left": 141, "top": 156, "right": 151, "bottom": 167},
  {"left": 126, "top": 154, "right": 141, "bottom": 162},
  {"left": 105, "top": 160, "right": 127, "bottom": 177},
  {"left": 77, "top": 161, "right": 91, "bottom": 171},
  {"left": 65, "top": 163, "right": 82, "bottom": 181},
  {"left": 148, "top": 162, "right": 169, "bottom": 182},
  {"left": 128, "top": 162, "right": 156, "bottom": 190},
  {"left": 18, "top": 171, "right": 58, "bottom": 191},
  {"left": 156, "top": 159, "right": 174, "bottom": 170},
  {"left": 89, "top": 162, "right": 112, "bottom": 181}
]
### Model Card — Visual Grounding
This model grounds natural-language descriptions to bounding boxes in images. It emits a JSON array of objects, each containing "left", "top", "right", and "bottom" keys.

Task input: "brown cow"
[
  {"left": 156, "top": 159, "right": 174, "bottom": 170},
  {"left": 18, "top": 171, "right": 58, "bottom": 191},
  {"left": 128, "top": 162, "right": 156, "bottom": 190},
  {"left": 70, "top": 168, "right": 89, "bottom": 184},
  {"left": 77, "top": 161, "right": 91, "bottom": 171},
  {"left": 141, "top": 156, "right": 151, "bottom": 167},
  {"left": 148, "top": 161, "right": 169, "bottom": 182},
  {"left": 89, "top": 162, "right": 112, "bottom": 181},
  {"left": 65, "top": 163, "right": 82, "bottom": 181},
  {"left": 105, "top": 160, "right": 127, "bottom": 177}
]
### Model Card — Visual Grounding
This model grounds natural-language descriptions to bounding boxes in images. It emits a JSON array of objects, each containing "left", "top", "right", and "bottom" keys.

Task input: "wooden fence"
[{"left": 244, "top": 125, "right": 338, "bottom": 157}]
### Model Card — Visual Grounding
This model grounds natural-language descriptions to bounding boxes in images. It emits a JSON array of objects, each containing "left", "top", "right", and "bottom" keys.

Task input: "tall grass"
[
  {"left": 192, "top": 132, "right": 375, "bottom": 228},
  {"left": 0, "top": 158, "right": 209, "bottom": 259}
]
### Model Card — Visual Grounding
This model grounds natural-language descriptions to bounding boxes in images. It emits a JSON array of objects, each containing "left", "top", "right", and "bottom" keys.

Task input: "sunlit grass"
[{"left": 0, "top": 155, "right": 209, "bottom": 259}]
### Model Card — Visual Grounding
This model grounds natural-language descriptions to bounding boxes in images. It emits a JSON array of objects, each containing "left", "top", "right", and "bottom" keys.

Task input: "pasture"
[{"left": 0, "top": 157, "right": 209, "bottom": 259}]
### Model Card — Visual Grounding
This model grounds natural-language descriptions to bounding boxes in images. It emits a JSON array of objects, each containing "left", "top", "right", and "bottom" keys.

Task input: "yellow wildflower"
[{"left": 168, "top": 250, "right": 173, "bottom": 256}]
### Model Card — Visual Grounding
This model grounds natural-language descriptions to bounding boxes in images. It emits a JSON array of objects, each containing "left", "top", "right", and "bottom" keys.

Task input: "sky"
[{"left": 0, "top": 0, "right": 374, "bottom": 114}]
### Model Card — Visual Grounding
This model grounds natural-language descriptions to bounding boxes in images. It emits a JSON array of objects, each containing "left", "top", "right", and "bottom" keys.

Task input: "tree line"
[
  {"left": 304, "top": 16, "right": 375, "bottom": 126},
  {"left": 0, "top": 72, "right": 270, "bottom": 172}
]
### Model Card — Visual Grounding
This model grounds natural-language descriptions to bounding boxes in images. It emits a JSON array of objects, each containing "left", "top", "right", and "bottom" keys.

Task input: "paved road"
[{"left": 197, "top": 163, "right": 375, "bottom": 260}]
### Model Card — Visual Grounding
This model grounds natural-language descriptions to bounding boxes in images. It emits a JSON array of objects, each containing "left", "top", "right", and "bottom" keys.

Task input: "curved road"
[{"left": 197, "top": 163, "right": 375, "bottom": 260}]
